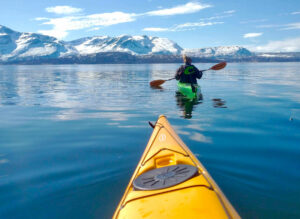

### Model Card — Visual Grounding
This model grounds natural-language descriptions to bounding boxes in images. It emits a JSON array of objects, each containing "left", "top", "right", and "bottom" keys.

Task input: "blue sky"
[{"left": 0, "top": 0, "right": 300, "bottom": 51}]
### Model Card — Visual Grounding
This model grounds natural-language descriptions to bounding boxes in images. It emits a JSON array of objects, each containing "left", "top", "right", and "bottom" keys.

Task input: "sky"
[{"left": 0, "top": 0, "right": 299, "bottom": 52}]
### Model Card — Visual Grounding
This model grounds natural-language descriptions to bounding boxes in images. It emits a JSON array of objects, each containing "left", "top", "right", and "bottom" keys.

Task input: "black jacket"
[{"left": 175, "top": 64, "right": 203, "bottom": 84}]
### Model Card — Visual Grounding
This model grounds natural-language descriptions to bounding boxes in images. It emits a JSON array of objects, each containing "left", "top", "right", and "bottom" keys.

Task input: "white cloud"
[
  {"left": 243, "top": 32, "right": 263, "bottom": 38},
  {"left": 146, "top": 2, "right": 212, "bottom": 16},
  {"left": 143, "top": 27, "right": 169, "bottom": 32},
  {"left": 281, "top": 22, "right": 300, "bottom": 30},
  {"left": 200, "top": 14, "right": 230, "bottom": 21},
  {"left": 143, "top": 21, "right": 223, "bottom": 32},
  {"left": 249, "top": 37, "right": 300, "bottom": 52},
  {"left": 35, "top": 17, "right": 49, "bottom": 21},
  {"left": 46, "top": 6, "right": 83, "bottom": 15},
  {"left": 38, "top": 12, "right": 137, "bottom": 38},
  {"left": 257, "top": 24, "right": 278, "bottom": 28},
  {"left": 88, "top": 27, "right": 101, "bottom": 31},
  {"left": 37, "top": 2, "right": 212, "bottom": 39},
  {"left": 291, "top": 11, "right": 300, "bottom": 15},
  {"left": 240, "top": 19, "right": 267, "bottom": 24},
  {"left": 198, "top": 10, "right": 235, "bottom": 21},
  {"left": 223, "top": 10, "right": 235, "bottom": 14},
  {"left": 257, "top": 22, "right": 300, "bottom": 30},
  {"left": 176, "top": 21, "right": 223, "bottom": 28}
]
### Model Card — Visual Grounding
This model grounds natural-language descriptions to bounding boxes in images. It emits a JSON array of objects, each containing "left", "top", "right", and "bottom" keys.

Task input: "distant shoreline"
[{"left": 1, "top": 52, "right": 300, "bottom": 65}]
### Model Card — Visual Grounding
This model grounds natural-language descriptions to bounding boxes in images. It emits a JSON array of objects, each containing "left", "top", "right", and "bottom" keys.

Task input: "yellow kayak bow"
[{"left": 113, "top": 115, "right": 240, "bottom": 219}]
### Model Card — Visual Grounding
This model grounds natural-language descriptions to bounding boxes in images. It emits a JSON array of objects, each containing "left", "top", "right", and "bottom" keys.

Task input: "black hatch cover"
[{"left": 133, "top": 164, "right": 198, "bottom": 190}]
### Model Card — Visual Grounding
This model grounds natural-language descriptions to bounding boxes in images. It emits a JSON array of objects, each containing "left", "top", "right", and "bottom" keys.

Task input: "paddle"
[{"left": 149, "top": 62, "right": 227, "bottom": 87}]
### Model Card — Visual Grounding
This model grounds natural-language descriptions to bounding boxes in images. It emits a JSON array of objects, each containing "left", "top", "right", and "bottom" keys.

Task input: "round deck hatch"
[{"left": 133, "top": 164, "right": 198, "bottom": 190}]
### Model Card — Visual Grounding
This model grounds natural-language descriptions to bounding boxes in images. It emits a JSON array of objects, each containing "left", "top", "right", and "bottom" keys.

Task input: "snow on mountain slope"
[
  {"left": 0, "top": 25, "right": 21, "bottom": 55},
  {"left": 184, "top": 46, "right": 253, "bottom": 57},
  {"left": 0, "top": 25, "right": 76, "bottom": 61},
  {"left": 68, "top": 35, "right": 183, "bottom": 55}
]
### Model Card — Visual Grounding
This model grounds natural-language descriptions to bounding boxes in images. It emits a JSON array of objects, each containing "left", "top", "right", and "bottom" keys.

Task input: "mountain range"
[{"left": 0, "top": 25, "right": 299, "bottom": 64}]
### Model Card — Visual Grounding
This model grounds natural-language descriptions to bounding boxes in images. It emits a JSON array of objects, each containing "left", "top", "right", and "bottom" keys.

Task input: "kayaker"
[{"left": 175, "top": 55, "right": 203, "bottom": 90}]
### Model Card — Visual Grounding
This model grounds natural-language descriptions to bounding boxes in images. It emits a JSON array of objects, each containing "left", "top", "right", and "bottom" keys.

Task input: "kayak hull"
[
  {"left": 113, "top": 115, "right": 240, "bottom": 219},
  {"left": 177, "top": 82, "right": 201, "bottom": 99}
]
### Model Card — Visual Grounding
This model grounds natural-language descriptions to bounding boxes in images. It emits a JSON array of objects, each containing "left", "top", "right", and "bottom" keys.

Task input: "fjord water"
[{"left": 0, "top": 63, "right": 299, "bottom": 219}]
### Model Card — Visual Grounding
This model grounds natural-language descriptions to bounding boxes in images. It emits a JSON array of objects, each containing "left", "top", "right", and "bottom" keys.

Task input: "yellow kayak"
[{"left": 113, "top": 115, "right": 240, "bottom": 219}]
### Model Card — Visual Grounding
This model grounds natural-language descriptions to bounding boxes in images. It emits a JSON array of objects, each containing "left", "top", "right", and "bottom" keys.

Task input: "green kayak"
[{"left": 177, "top": 82, "right": 201, "bottom": 99}]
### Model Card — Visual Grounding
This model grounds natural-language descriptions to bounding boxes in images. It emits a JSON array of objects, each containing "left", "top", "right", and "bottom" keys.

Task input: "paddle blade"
[
  {"left": 210, "top": 62, "right": 227, "bottom": 70},
  {"left": 150, "top": 79, "right": 166, "bottom": 87}
]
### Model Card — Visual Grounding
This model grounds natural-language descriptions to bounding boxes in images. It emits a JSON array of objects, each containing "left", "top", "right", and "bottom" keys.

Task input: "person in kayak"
[{"left": 175, "top": 55, "right": 203, "bottom": 91}]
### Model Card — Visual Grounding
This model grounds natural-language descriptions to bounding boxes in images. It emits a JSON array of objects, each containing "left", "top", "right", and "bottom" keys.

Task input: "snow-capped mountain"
[
  {"left": 0, "top": 25, "right": 183, "bottom": 62},
  {"left": 68, "top": 35, "right": 183, "bottom": 55},
  {"left": 1, "top": 25, "right": 298, "bottom": 64},
  {"left": 184, "top": 46, "right": 252, "bottom": 57},
  {"left": 0, "top": 25, "right": 76, "bottom": 61}
]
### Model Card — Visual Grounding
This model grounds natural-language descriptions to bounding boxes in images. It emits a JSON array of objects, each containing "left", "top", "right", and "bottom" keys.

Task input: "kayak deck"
[{"left": 113, "top": 115, "right": 240, "bottom": 219}]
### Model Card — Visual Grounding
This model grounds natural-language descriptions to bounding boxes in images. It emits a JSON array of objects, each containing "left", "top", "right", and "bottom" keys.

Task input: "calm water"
[{"left": 0, "top": 63, "right": 299, "bottom": 219}]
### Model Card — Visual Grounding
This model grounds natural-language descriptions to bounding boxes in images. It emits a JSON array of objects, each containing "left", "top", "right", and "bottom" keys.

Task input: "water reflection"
[
  {"left": 0, "top": 63, "right": 300, "bottom": 219},
  {"left": 150, "top": 85, "right": 163, "bottom": 90},
  {"left": 0, "top": 70, "right": 19, "bottom": 105},
  {"left": 175, "top": 91, "right": 203, "bottom": 119},
  {"left": 212, "top": 98, "right": 227, "bottom": 108}
]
